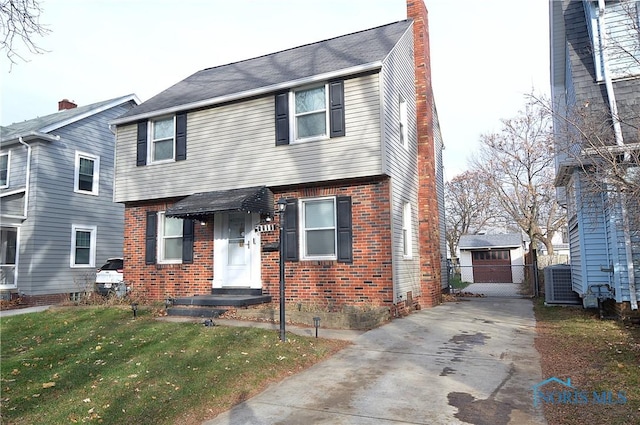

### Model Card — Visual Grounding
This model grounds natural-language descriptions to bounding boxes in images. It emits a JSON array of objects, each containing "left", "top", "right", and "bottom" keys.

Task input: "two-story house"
[
  {"left": 0, "top": 95, "right": 139, "bottom": 305},
  {"left": 550, "top": 0, "right": 640, "bottom": 315},
  {"left": 112, "top": 0, "right": 445, "bottom": 315}
]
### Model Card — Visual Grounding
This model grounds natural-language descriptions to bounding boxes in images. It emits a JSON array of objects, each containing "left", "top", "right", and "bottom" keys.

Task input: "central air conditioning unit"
[{"left": 544, "top": 264, "right": 581, "bottom": 305}]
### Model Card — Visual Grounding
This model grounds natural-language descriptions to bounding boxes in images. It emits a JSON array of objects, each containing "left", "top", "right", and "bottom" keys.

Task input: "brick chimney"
[
  {"left": 58, "top": 99, "right": 77, "bottom": 111},
  {"left": 407, "top": 0, "right": 442, "bottom": 307}
]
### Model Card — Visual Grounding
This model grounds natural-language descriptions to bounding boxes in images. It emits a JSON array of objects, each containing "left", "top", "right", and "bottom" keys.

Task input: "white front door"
[{"left": 214, "top": 213, "right": 261, "bottom": 288}]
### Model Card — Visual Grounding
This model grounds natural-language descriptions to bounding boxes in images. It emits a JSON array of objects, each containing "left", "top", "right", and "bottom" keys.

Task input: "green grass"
[
  {"left": 0, "top": 306, "right": 347, "bottom": 425},
  {"left": 534, "top": 299, "right": 640, "bottom": 425},
  {"left": 448, "top": 274, "right": 470, "bottom": 290}
]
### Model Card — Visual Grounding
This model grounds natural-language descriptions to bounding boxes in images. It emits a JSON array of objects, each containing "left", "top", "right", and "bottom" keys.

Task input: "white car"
[{"left": 95, "top": 258, "right": 126, "bottom": 297}]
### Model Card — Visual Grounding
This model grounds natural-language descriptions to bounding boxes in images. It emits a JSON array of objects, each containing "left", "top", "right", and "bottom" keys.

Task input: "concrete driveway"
[{"left": 203, "top": 298, "right": 546, "bottom": 425}]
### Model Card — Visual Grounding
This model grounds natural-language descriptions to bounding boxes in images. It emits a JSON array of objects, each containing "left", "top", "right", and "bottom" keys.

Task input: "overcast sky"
[{"left": 0, "top": 0, "right": 550, "bottom": 179}]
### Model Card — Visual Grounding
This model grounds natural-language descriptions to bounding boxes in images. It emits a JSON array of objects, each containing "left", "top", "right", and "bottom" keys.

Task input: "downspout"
[
  {"left": 597, "top": 0, "right": 624, "bottom": 147},
  {"left": 597, "top": 0, "right": 637, "bottom": 310},
  {"left": 17, "top": 137, "right": 31, "bottom": 219}
]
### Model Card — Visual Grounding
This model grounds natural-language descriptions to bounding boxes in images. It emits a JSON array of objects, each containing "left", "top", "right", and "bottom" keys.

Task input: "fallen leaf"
[
  {"left": 42, "top": 382, "right": 55, "bottom": 389},
  {"left": 83, "top": 398, "right": 91, "bottom": 403}
]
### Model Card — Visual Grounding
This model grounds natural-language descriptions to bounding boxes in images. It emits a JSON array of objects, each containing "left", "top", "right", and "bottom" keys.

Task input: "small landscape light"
[
  {"left": 313, "top": 316, "right": 321, "bottom": 338},
  {"left": 131, "top": 302, "right": 139, "bottom": 318}
]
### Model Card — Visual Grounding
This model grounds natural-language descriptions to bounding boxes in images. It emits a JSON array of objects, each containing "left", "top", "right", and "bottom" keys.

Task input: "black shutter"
[
  {"left": 145, "top": 211, "right": 157, "bottom": 264},
  {"left": 182, "top": 218, "right": 194, "bottom": 264},
  {"left": 275, "top": 92, "right": 290, "bottom": 145},
  {"left": 284, "top": 199, "right": 299, "bottom": 261},
  {"left": 175, "top": 113, "right": 187, "bottom": 161},
  {"left": 336, "top": 196, "right": 353, "bottom": 263},
  {"left": 136, "top": 121, "right": 147, "bottom": 166},
  {"left": 329, "top": 80, "right": 345, "bottom": 138}
]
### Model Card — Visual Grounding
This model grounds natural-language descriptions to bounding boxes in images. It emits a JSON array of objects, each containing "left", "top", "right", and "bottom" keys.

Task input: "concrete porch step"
[
  {"left": 170, "top": 294, "right": 272, "bottom": 307},
  {"left": 166, "top": 306, "right": 227, "bottom": 318}
]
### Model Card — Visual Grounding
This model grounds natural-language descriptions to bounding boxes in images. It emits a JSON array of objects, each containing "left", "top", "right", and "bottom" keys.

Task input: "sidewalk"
[{"left": 202, "top": 297, "right": 547, "bottom": 424}]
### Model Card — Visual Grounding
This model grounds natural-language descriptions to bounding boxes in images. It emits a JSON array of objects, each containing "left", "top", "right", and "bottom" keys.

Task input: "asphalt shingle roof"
[
  {"left": 1, "top": 94, "right": 136, "bottom": 143},
  {"left": 458, "top": 234, "right": 524, "bottom": 249},
  {"left": 117, "top": 20, "right": 412, "bottom": 122}
]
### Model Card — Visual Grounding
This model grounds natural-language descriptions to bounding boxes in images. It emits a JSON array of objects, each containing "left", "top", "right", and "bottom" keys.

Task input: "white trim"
[
  {"left": 0, "top": 188, "right": 26, "bottom": 198},
  {"left": 291, "top": 83, "right": 330, "bottom": 143},
  {"left": 300, "top": 196, "right": 337, "bottom": 261},
  {"left": 110, "top": 63, "right": 383, "bottom": 126},
  {"left": 70, "top": 224, "right": 97, "bottom": 268},
  {"left": 0, "top": 151, "right": 10, "bottom": 188},
  {"left": 157, "top": 211, "right": 183, "bottom": 264},
  {"left": 73, "top": 151, "right": 100, "bottom": 196}
]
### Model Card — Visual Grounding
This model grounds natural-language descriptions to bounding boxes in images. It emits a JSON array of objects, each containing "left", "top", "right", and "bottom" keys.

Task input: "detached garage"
[{"left": 458, "top": 234, "right": 526, "bottom": 284}]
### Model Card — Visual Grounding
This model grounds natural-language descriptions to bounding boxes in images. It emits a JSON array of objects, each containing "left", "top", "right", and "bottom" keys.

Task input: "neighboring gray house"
[
  {"left": 109, "top": 0, "right": 446, "bottom": 314},
  {"left": 458, "top": 234, "right": 526, "bottom": 284},
  {"left": 550, "top": 0, "right": 640, "bottom": 313},
  {"left": 0, "top": 95, "right": 139, "bottom": 304}
]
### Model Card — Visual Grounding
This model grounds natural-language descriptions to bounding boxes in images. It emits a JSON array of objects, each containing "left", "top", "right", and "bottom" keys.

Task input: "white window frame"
[
  {"left": 300, "top": 196, "right": 337, "bottom": 261},
  {"left": 74, "top": 151, "right": 100, "bottom": 195},
  {"left": 399, "top": 96, "right": 408, "bottom": 150},
  {"left": 157, "top": 211, "right": 183, "bottom": 264},
  {"left": 403, "top": 202, "right": 413, "bottom": 259},
  {"left": 70, "top": 224, "right": 97, "bottom": 268},
  {"left": 148, "top": 116, "right": 176, "bottom": 164},
  {"left": 0, "top": 151, "right": 10, "bottom": 188},
  {"left": 291, "top": 83, "right": 330, "bottom": 143}
]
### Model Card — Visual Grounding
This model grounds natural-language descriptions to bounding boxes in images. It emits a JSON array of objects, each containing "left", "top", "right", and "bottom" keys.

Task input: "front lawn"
[
  {"left": 534, "top": 299, "right": 640, "bottom": 425},
  {"left": 0, "top": 306, "right": 347, "bottom": 425}
]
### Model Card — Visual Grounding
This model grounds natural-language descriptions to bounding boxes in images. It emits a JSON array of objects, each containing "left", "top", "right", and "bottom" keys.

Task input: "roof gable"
[
  {"left": 115, "top": 20, "right": 413, "bottom": 124},
  {"left": 1, "top": 94, "right": 139, "bottom": 144}
]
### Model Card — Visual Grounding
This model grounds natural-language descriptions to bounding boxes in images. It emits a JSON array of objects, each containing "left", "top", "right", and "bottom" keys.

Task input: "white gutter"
[
  {"left": 597, "top": 0, "right": 636, "bottom": 310},
  {"left": 597, "top": 0, "right": 624, "bottom": 147},
  {"left": 17, "top": 137, "right": 31, "bottom": 220},
  {"left": 110, "top": 62, "right": 383, "bottom": 126}
]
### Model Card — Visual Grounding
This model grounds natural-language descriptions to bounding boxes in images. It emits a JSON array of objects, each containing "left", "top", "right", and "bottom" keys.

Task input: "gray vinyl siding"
[
  {"left": 569, "top": 216, "right": 583, "bottom": 293},
  {"left": 379, "top": 26, "right": 420, "bottom": 301},
  {"left": 114, "top": 74, "right": 382, "bottom": 203},
  {"left": 16, "top": 103, "right": 132, "bottom": 295}
]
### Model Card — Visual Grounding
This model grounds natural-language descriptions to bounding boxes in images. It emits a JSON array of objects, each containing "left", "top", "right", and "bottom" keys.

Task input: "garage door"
[{"left": 472, "top": 250, "right": 512, "bottom": 283}]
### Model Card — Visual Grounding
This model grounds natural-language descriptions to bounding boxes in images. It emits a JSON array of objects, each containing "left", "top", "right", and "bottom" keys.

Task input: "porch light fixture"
[{"left": 277, "top": 198, "right": 287, "bottom": 342}]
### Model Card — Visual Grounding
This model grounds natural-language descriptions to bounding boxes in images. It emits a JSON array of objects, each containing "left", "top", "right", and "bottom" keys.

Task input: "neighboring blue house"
[
  {"left": 550, "top": 0, "right": 639, "bottom": 314},
  {"left": 0, "top": 95, "right": 139, "bottom": 305}
]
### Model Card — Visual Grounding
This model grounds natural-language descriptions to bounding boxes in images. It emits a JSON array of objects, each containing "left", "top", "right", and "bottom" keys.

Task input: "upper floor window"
[
  {"left": 0, "top": 152, "right": 9, "bottom": 188},
  {"left": 74, "top": 151, "right": 100, "bottom": 195},
  {"left": 71, "top": 224, "right": 96, "bottom": 267},
  {"left": 275, "top": 80, "right": 345, "bottom": 145},
  {"left": 399, "top": 96, "right": 408, "bottom": 150},
  {"left": 150, "top": 117, "right": 175, "bottom": 163},
  {"left": 136, "top": 113, "right": 187, "bottom": 166},
  {"left": 301, "top": 197, "right": 337, "bottom": 259},
  {"left": 294, "top": 85, "right": 329, "bottom": 141}
]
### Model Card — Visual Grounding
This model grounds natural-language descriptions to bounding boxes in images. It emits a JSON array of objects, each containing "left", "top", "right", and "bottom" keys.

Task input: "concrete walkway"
[{"left": 202, "top": 298, "right": 546, "bottom": 425}]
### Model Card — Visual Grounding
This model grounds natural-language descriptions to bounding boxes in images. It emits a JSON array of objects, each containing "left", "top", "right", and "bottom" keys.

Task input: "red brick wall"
[
  {"left": 408, "top": 0, "right": 442, "bottom": 307},
  {"left": 262, "top": 179, "right": 394, "bottom": 309},
  {"left": 124, "top": 200, "right": 214, "bottom": 300},
  {"left": 124, "top": 179, "right": 394, "bottom": 308}
]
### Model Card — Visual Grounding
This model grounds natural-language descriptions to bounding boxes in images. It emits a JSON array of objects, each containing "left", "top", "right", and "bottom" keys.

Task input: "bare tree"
[
  {"left": 444, "top": 170, "right": 499, "bottom": 260},
  {"left": 471, "top": 98, "right": 567, "bottom": 255},
  {"left": 0, "top": 0, "right": 49, "bottom": 67}
]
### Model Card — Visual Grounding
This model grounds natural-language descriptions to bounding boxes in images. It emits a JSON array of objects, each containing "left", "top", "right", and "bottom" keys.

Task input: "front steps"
[{"left": 166, "top": 288, "right": 272, "bottom": 318}]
